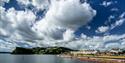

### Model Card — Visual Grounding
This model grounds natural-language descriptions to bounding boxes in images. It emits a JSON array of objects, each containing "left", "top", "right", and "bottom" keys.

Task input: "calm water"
[{"left": 0, "top": 54, "right": 95, "bottom": 63}]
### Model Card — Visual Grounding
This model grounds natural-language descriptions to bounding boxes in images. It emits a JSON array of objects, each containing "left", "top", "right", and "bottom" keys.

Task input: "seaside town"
[{"left": 60, "top": 48, "right": 125, "bottom": 63}]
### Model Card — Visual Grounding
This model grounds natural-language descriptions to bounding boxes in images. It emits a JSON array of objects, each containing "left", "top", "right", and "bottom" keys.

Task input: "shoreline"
[{"left": 58, "top": 55, "right": 125, "bottom": 63}]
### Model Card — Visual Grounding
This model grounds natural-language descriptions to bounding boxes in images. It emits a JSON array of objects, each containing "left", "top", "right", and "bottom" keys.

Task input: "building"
[{"left": 70, "top": 50, "right": 97, "bottom": 56}]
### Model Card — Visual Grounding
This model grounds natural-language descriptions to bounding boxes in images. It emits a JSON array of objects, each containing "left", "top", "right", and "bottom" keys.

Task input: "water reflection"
[{"left": 0, "top": 54, "right": 95, "bottom": 63}]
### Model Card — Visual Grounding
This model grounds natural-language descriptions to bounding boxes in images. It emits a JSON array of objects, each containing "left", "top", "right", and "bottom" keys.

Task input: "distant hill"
[{"left": 11, "top": 47, "right": 75, "bottom": 54}]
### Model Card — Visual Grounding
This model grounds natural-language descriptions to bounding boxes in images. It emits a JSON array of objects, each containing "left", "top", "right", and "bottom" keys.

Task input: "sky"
[{"left": 0, "top": 0, "right": 125, "bottom": 52}]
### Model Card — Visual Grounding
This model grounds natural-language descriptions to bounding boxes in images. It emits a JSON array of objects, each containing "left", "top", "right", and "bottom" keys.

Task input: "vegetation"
[
  {"left": 11, "top": 47, "right": 34, "bottom": 54},
  {"left": 11, "top": 47, "right": 75, "bottom": 54}
]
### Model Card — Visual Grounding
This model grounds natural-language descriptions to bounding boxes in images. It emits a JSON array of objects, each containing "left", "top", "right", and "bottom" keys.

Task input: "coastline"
[{"left": 58, "top": 55, "right": 125, "bottom": 63}]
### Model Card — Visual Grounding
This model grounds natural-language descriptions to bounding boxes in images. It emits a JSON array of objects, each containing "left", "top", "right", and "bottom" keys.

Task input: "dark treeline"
[{"left": 11, "top": 47, "right": 75, "bottom": 54}]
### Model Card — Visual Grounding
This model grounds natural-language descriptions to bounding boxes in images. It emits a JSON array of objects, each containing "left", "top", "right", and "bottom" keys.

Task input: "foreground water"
[{"left": 0, "top": 54, "right": 95, "bottom": 63}]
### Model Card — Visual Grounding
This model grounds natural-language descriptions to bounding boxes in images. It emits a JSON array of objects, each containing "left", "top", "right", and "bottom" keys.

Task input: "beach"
[{"left": 59, "top": 55, "right": 125, "bottom": 63}]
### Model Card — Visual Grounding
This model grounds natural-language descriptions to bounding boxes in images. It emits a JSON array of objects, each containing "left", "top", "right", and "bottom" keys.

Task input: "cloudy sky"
[{"left": 0, "top": 0, "right": 125, "bottom": 52}]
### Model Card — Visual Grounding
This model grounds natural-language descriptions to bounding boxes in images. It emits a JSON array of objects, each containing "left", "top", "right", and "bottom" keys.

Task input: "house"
[{"left": 70, "top": 50, "right": 97, "bottom": 56}]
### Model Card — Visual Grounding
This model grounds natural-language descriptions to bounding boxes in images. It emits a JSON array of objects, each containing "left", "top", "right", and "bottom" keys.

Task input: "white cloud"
[
  {"left": 42, "top": 34, "right": 125, "bottom": 50},
  {"left": 109, "top": 15, "right": 115, "bottom": 20},
  {"left": 17, "top": 0, "right": 50, "bottom": 10},
  {"left": 16, "top": 0, "right": 31, "bottom": 6},
  {"left": 119, "top": 12, "right": 125, "bottom": 18},
  {"left": 110, "top": 8, "right": 119, "bottom": 12},
  {"left": 96, "top": 26, "right": 109, "bottom": 33},
  {"left": 0, "top": 39, "right": 15, "bottom": 52},
  {"left": 0, "top": 7, "right": 44, "bottom": 41},
  {"left": 80, "top": 33, "right": 88, "bottom": 39},
  {"left": 31, "top": 0, "right": 50, "bottom": 9},
  {"left": 0, "top": 0, "right": 96, "bottom": 51},
  {"left": 69, "top": 34, "right": 125, "bottom": 50},
  {"left": 105, "top": 15, "right": 115, "bottom": 24},
  {"left": 0, "top": 28, "right": 8, "bottom": 37},
  {"left": 34, "top": 0, "right": 96, "bottom": 39},
  {"left": 86, "top": 26, "right": 91, "bottom": 29},
  {"left": 121, "top": 42, "right": 125, "bottom": 49},
  {"left": 105, "top": 43, "right": 121, "bottom": 49},
  {"left": 63, "top": 29, "right": 75, "bottom": 41},
  {"left": 111, "top": 12, "right": 125, "bottom": 29},
  {"left": 101, "top": 1, "right": 113, "bottom": 7},
  {"left": 101, "top": 1, "right": 117, "bottom": 7},
  {"left": 0, "top": 0, "right": 9, "bottom": 6}
]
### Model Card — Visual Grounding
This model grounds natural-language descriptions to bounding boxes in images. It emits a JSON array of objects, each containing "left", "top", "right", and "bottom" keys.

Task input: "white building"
[{"left": 70, "top": 50, "right": 97, "bottom": 55}]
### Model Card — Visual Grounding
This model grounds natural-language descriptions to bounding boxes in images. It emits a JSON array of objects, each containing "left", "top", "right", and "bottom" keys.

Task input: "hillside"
[{"left": 11, "top": 47, "right": 75, "bottom": 54}]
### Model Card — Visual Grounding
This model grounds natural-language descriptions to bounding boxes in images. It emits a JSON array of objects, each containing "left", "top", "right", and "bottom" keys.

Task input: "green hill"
[{"left": 11, "top": 47, "right": 75, "bottom": 54}]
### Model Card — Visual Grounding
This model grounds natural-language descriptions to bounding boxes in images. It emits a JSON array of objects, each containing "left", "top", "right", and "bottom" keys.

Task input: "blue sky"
[
  {"left": 0, "top": 0, "right": 125, "bottom": 51},
  {"left": 76, "top": 0, "right": 125, "bottom": 36}
]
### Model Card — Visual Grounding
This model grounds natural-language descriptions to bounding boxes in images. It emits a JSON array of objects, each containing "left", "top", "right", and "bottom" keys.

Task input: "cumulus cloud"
[
  {"left": 96, "top": 26, "right": 109, "bottom": 33},
  {"left": 63, "top": 29, "right": 75, "bottom": 41},
  {"left": 60, "top": 34, "right": 125, "bottom": 50},
  {"left": 34, "top": 0, "right": 96, "bottom": 39},
  {"left": 17, "top": 0, "right": 50, "bottom": 10},
  {"left": 47, "top": 33, "right": 125, "bottom": 50},
  {"left": 0, "top": 0, "right": 96, "bottom": 51},
  {"left": 0, "top": 7, "right": 40, "bottom": 51},
  {"left": 0, "top": 0, "right": 9, "bottom": 6},
  {"left": 69, "top": 34, "right": 125, "bottom": 50},
  {"left": 0, "top": 7, "right": 43, "bottom": 41},
  {"left": 16, "top": 0, "right": 31, "bottom": 6}
]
